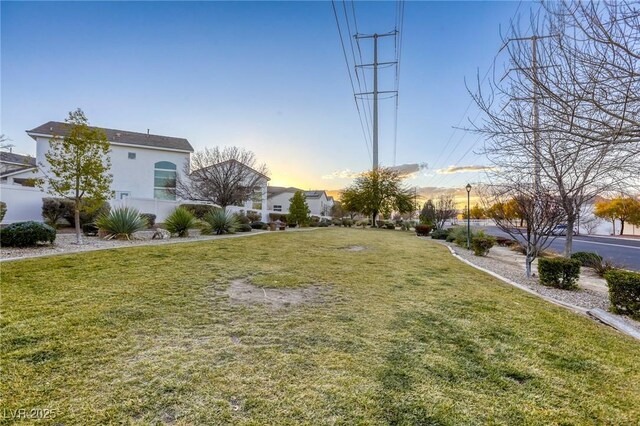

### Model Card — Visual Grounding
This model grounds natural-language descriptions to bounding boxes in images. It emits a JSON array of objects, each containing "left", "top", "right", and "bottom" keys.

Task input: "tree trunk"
[
  {"left": 564, "top": 216, "right": 575, "bottom": 257},
  {"left": 611, "top": 217, "right": 616, "bottom": 235},
  {"left": 372, "top": 211, "right": 378, "bottom": 227},
  {"left": 620, "top": 220, "right": 625, "bottom": 235},
  {"left": 525, "top": 253, "right": 532, "bottom": 278},
  {"left": 74, "top": 206, "right": 82, "bottom": 244}
]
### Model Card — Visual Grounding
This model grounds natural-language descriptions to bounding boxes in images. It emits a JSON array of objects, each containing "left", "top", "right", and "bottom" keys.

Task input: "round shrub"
[
  {"left": 250, "top": 221, "right": 267, "bottom": 230},
  {"left": 538, "top": 258, "right": 581, "bottom": 289},
  {"left": 140, "top": 213, "right": 156, "bottom": 228},
  {"left": 0, "top": 221, "right": 56, "bottom": 247},
  {"left": 471, "top": 233, "right": 496, "bottom": 256},
  {"left": 570, "top": 251, "right": 603, "bottom": 267},
  {"left": 605, "top": 269, "right": 640, "bottom": 320},
  {"left": 0, "top": 201, "right": 7, "bottom": 222},
  {"left": 82, "top": 223, "right": 99, "bottom": 236},
  {"left": 430, "top": 228, "right": 449, "bottom": 240},
  {"left": 415, "top": 224, "right": 431, "bottom": 236},
  {"left": 179, "top": 203, "right": 215, "bottom": 220},
  {"left": 341, "top": 218, "right": 353, "bottom": 227},
  {"left": 384, "top": 222, "right": 395, "bottom": 230},
  {"left": 237, "top": 223, "right": 252, "bottom": 232}
]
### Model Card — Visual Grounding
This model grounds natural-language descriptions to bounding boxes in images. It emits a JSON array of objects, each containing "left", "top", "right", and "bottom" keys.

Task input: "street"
[{"left": 480, "top": 226, "right": 640, "bottom": 272}]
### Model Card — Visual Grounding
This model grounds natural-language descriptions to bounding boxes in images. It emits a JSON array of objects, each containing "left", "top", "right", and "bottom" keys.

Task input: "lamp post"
[{"left": 466, "top": 183, "right": 472, "bottom": 249}]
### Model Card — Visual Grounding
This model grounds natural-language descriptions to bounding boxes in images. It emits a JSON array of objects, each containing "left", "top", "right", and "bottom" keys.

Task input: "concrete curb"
[{"left": 443, "top": 244, "right": 640, "bottom": 341}]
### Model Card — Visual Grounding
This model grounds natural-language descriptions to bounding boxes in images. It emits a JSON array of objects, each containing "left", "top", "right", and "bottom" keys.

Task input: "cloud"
[
  {"left": 322, "top": 163, "right": 428, "bottom": 180},
  {"left": 436, "top": 165, "right": 498, "bottom": 175},
  {"left": 321, "top": 169, "right": 361, "bottom": 180}
]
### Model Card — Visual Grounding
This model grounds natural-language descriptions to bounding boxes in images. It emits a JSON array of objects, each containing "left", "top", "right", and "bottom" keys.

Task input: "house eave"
[{"left": 26, "top": 132, "right": 194, "bottom": 154}]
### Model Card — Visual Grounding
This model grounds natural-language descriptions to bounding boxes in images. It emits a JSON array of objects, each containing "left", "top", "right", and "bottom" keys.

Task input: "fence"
[{"left": 0, "top": 184, "right": 46, "bottom": 223}]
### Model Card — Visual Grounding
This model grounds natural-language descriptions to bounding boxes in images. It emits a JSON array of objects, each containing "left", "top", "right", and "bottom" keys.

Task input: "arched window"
[{"left": 154, "top": 161, "right": 177, "bottom": 200}]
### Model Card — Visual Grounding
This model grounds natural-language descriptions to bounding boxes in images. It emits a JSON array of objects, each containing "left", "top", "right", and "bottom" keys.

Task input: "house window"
[
  {"left": 273, "top": 205, "right": 282, "bottom": 212},
  {"left": 128, "top": 152, "right": 136, "bottom": 159},
  {"left": 154, "top": 161, "right": 176, "bottom": 200}
]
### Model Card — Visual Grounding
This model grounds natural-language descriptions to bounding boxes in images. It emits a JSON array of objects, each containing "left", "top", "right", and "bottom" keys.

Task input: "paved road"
[{"left": 479, "top": 226, "right": 640, "bottom": 272}]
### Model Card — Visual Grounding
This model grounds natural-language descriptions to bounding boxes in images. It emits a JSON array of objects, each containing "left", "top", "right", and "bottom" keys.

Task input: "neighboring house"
[
  {"left": 0, "top": 152, "right": 37, "bottom": 185},
  {"left": 267, "top": 186, "right": 334, "bottom": 217}
]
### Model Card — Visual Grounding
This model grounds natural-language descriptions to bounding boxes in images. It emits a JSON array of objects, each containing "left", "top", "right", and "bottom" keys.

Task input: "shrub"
[
  {"left": 0, "top": 201, "right": 6, "bottom": 222},
  {"left": 0, "top": 221, "right": 56, "bottom": 247},
  {"left": 415, "top": 224, "right": 431, "bottom": 236},
  {"left": 63, "top": 199, "right": 110, "bottom": 228},
  {"left": 201, "top": 209, "right": 239, "bottom": 235},
  {"left": 471, "top": 232, "right": 496, "bottom": 256},
  {"left": 42, "top": 198, "right": 69, "bottom": 228},
  {"left": 234, "top": 212, "right": 251, "bottom": 225},
  {"left": 605, "top": 270, "right": 640, "bottom": 320},
  {"left": 431, "top": 228, "right": 449, "bottom": 240},
  {"left": 591, "top": 258, "right": 618, "bottom": 277},
  {"left": 246, "top": 211, "right": 261, "bottom": 222},
  {"left": 384, "top": 222, "right": 395, "bottom": 230},
  {"left": 250, "top": 221, "right": 268, "bottom": 230},
  {"left": 180, "top": 203, "right": 215, "bottom": 220},
  {"left": 82, "top": 223, "right": 99, "bottom": 236},
  {"left": 342, "top": 218, "right": 353, "bottom": 227},
  {"left": 269, "top": 213, "right": 287, "bottom": 222},
  {"left": 400, "top": 221, "right": 412, "bottom": 231},
  {"left": 165, "top": 207, "right": 197, "bottom": 237},
  {"left": 571, "top": 251, "right": 603, "bottom": 267},
  {"left": 495, "top": 236, "right": 516, "bottom": 247},
  {"left": 318, "top": 221, "right": 330, "bottom": 227},
  {"left": 96, "top": 207, "right": 148, "bottom": 240},
  {"left": 237, "top": 223, "right": 252, "bottom": 232},
  {"left": 140, "top": 213, "right": 156, "bottom": 228},
  {"left": 538, "top": 258, "right": 581, "bottom": 289},
  {"left": 332, "top": 219, "right": 342, "bottom": 226},
  {"left": 447, "top": 226, "right": 474, "bottom": 247}
]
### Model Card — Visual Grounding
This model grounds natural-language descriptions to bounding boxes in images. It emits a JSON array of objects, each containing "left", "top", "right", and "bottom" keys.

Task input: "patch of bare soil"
[
  {"left": 343, "top": 245, "right": 366, "bottom": 252},
  {"left": 226, "top": 279, "right": 329, "bottom": 309}
]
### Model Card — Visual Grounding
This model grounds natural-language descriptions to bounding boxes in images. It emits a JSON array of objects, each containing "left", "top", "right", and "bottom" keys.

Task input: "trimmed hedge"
[
  {"left": 538, "top": 258, "right": 581, "bottom": 289},
  {"left": 605, "top": 270, "right": 640, "bottom": 320},
  {"left": 250, "top": 221, "right": 268, "bottom": 230},
  {"left": 415, "top": 224, "right": 431, "bottom": 236},
  {"left": 431, "top": 229, "right": 449, "bottom": 240},
  {"left": 471, "top": 233, "right": 496, "bottom": 256},
  {"left": 570, "top": 251, "right": 603, "bottom": 267},
  {"left": 0, "top": 221, "right": 56, "bottom": 247},
  {"left": 0, "top": 201, "right": 6, "bottom": 222}
]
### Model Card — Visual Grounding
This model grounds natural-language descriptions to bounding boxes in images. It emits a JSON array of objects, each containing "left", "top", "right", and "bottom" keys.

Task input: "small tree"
[
  {"left": 419, "top": 200, "right": 436, "bottom": 225},
  {"left": 38, "top": 109, "right": 112, "bottom": 244},
  {"left": 288, "top": 191, "right": 310, "bottom": 226},
  {"left": 330, "top": 201, "right": 345, "bottom": 219},
  {"left": 595, "top": 197, "right": 640, "bottom": 235},
  {"left": 340, "top": 168, "right": 412, "bottom": 226},
  {"left": 433, "top": 194, "right": 457, "bottom": 230}
]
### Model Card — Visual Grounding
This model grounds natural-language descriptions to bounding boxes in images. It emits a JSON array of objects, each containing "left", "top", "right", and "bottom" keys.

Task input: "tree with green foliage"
[
  {"left": 288, "top": 190, "right": 310, "bottom": 226},
  {"left": 340, "top": 168, "right": 412, "bottom": 227},
  {"left": 38, "top": 109, "right": 112, "bottom": 244},
  {"left": 419, "top": 200, "right": 436, "bottom": 225}
]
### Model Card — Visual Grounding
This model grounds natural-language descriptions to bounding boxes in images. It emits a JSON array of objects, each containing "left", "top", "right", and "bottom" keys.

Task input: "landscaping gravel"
[{"left": 433, "top": 239, "right": 640, "bottom": 335}]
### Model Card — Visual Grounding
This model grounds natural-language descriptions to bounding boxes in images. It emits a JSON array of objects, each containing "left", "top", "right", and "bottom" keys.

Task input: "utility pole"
[{"left": 355, "top": 31, "right": 397, "bottom": 171}]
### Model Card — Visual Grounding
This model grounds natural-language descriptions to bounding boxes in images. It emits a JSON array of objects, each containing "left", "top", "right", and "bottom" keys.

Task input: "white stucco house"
[
  {"left": 0, "top": 121, "right": 270, "bottom": 223},
  {"left": 267, "top": 186, "right": 334, "bottom": 218}
]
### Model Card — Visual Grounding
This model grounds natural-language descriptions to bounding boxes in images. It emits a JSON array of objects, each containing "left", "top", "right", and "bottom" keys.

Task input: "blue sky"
[{"left": 1, "top": 1, "right": 531, "bottom": 192}]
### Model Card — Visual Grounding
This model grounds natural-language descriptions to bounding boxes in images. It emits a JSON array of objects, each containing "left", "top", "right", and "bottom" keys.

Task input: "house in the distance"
[
  {"left": 267, "top": 186, "right": 334, "bottom": 218},
  {"left": 0, "top": 152, "right": 37, "bottom": 185}
]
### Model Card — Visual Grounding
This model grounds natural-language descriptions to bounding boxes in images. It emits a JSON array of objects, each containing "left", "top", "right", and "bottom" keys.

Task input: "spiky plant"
[
  {"left": 201, "top": 209, "right": 239, "bottom": 235},
  {"left": 96, "top": 207, "right": 147, "bottom": 240},
  {"left": 165, "top": 207, "right": 197, "bottom": 237}
]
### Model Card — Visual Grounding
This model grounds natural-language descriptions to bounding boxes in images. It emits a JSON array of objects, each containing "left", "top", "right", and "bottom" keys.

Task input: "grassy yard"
[{"left": 1, "top": 228, "right": 639, "bottom": 425}]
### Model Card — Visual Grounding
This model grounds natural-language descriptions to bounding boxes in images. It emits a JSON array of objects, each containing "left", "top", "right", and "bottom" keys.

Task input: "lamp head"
[{"left": 465, "top": 183, "right": 472, "bottom": 193}]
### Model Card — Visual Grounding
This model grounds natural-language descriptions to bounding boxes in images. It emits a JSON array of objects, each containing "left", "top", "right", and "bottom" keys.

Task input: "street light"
[{"left": 466, "top": 183, "right": 472, "bottom": 249}]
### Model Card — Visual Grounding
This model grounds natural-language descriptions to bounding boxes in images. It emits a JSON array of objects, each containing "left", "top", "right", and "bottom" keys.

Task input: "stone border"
[{"left": 443, "top": 244, "right": 639, "bottom": 341}]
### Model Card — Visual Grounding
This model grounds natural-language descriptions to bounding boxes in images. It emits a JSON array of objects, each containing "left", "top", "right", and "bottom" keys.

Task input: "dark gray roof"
[
  {"left": 27, "top": 121, "right": 193, "bottom": 152},
  {"left": 267, "top": 186, "right": 303, "bottom": 197},
  {"left": 0, "top": 152, "right": 36, "bottom": 166},
  {"left": 303, "top": 190, "right": 328, "bottom": 199}
]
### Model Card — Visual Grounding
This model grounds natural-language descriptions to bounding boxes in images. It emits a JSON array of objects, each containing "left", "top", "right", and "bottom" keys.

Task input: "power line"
[
  {"left": 331, "top": 0, "right": 372, "bottom": 161},
  {"left": 393, "top": 0, "right": 405, "bottom": 166}
]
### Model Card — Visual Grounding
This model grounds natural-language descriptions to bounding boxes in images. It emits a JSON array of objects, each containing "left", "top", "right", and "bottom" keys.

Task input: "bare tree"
[
  {"left": 469, "top": 2, "right": 639, "bottom": 256},
  {"left": 177, "top": 147, "right": 268, "bottom": 209},
  {"left": 481, "top": 183, "right": 566, "bottom": 277},
  {"left": 433, "top": 194, "right": 457, "bottom": 230}
]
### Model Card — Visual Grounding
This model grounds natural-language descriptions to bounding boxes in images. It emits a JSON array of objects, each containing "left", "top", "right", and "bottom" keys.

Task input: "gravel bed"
[
  {"left": 0, "top": 229, "right": 269, "bottom": 261},
  {"left": 433, "top": 239, "right": 640, "bottom": 335}
]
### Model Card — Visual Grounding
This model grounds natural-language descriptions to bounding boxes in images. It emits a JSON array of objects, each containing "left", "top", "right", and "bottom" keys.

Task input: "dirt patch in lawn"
[
  {"left": 226, "top": 279, "right": 329, "bottom": 309},
  {"left": 343, "top": 245, "right": 366, "bottom": 252}
]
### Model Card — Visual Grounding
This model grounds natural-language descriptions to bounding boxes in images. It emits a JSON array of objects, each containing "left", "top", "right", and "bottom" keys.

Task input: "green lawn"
[{"left": 1, "top": 228, "right": 639, "bottom": 425}]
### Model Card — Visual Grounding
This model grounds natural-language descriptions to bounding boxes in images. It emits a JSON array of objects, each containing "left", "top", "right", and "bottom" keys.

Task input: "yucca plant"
[
  {"left": 96, "top": 207, "right": 147, "bottom": 240},
  {"left": 165, "top": 207, "right": 197, "bottom": 237},
  {"left": 201, "top": 209, "right": 239, "bottom": 235}
]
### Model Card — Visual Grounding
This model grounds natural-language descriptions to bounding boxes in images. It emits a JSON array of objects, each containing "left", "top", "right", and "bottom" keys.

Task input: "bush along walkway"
[{"left": 431, "top": 239, "right": 640, "bottom": 341}]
